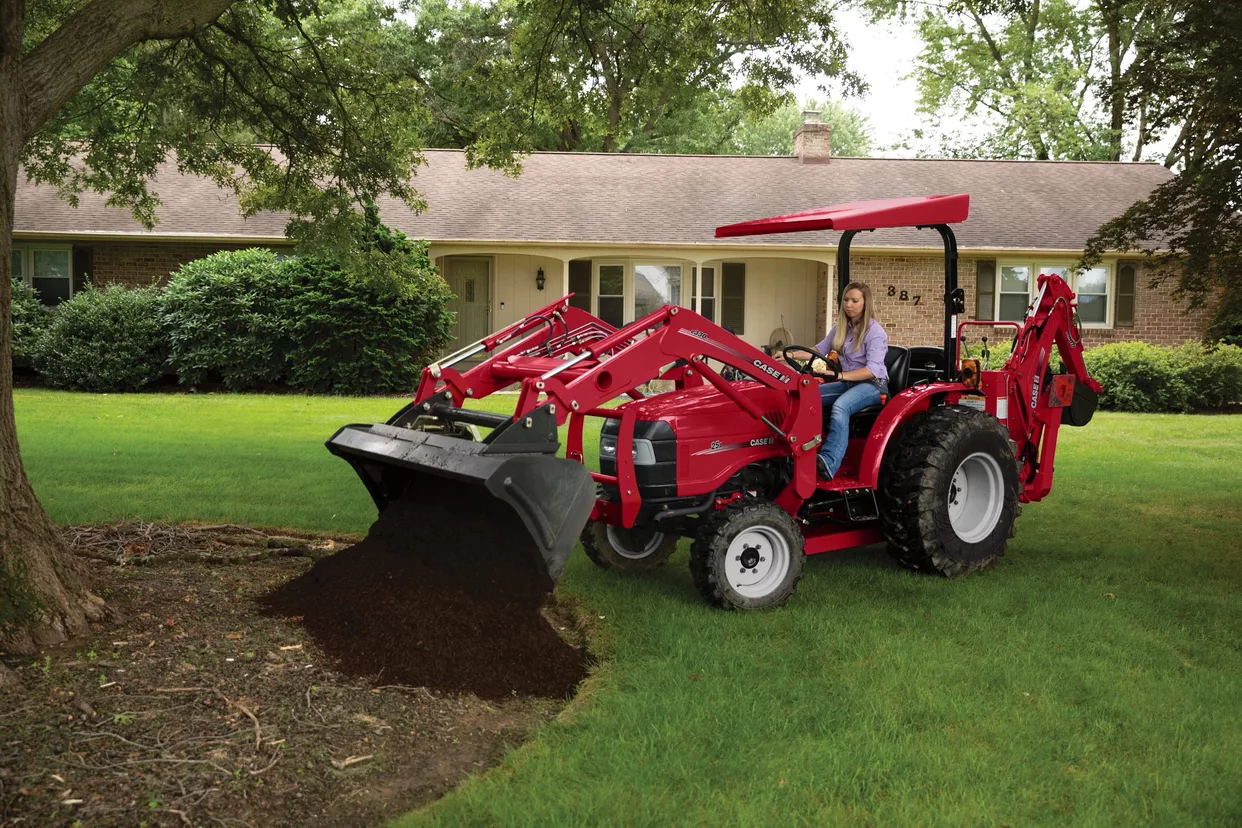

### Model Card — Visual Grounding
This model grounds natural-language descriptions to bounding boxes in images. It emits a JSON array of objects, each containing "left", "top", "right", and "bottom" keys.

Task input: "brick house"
[{"left": 13, "top": 118, "right": 1206, "bottom": 352}]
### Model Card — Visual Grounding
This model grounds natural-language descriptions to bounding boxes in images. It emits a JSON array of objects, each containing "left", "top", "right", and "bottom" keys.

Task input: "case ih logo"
[
  {"left": 693, "top": 436, "right": 777, "bottom": 456},
  {"left": 752, "top": 360, "right": 790, "bottom": 384}
]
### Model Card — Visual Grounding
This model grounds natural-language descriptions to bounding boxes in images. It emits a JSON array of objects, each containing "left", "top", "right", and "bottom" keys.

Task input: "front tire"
[
  {"left": 878, "top": 406, "right": 1021, "bottom": 577},
  {"left": 581, "top": 521, "right": 678, "bottom": 572},
  {"left": 690, "top": 501, "right": 805, "bottom": 610}
]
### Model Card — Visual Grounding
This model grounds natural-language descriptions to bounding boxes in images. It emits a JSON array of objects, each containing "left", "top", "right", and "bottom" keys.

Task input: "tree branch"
[{"left": 20, "top": 0, "right": 237, "bottom": 141}]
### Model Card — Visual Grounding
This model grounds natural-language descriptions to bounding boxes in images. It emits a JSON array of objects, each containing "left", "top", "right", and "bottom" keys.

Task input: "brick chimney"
[{"left": 793, "top": 110, "right": 832, "bottom": 163}]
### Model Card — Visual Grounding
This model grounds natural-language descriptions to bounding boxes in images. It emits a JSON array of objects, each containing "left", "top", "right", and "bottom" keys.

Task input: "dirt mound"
[{"left": 259, "top": 477, "right": 591, "bottom": 699}]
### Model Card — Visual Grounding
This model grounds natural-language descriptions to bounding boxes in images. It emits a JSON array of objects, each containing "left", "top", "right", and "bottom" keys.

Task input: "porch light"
[{"left": 536, "top": 267, "right": 546, "bottom": 291}]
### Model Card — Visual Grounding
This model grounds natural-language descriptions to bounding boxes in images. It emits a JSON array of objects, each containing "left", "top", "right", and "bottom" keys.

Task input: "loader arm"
[
  {"left": 1001, "top": 273, "right": 1103, "bottom": 502},
  {"left": 446, "top": 302, "right": 825, "bottom": 525}
]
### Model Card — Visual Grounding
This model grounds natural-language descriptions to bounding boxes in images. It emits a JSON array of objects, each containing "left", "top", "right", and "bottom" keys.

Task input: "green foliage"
[
  {"left": 1082, "top": 3, "right": 1242, "bottom": 326},
  {"left": 1083, "top": 340, "right": 1242, "bottom": 412},
  {"left": 409, "top": 0, "right": 860, "bottom": 155},
  {"left": 732, "top": 97, "right": 873, "bottom": 157},
  {"left": 277, "top": 237, "right": 452, "bottom": 395},
  {"left": 962, "top": 336, "right": 1015, "bottom": 365},
  {"left": 1208, "top": 291, "right": 1242, "bottom": 347},
  {"left": 21, "top": 0, "right": 434, "bottom": 236},
  {"left": 866, "top": 0, "right": 1165, "bottom": 160},
  {"left": 10, "top": 278, "right": 53, "bottom": 366},
  {"left": 1171, "top": 341, "right": 1242, "bottom": 409},
  {"left": 32, "top": 285, "right": 166, "bottom": 392},
  {"left": 161, "top": 249, "right": 288, "bottom": 390}
]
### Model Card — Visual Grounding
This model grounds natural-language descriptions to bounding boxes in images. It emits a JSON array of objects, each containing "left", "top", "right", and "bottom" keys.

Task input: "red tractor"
[{"left": 328, "top": 194, "right": 1101, "bottom": 609}]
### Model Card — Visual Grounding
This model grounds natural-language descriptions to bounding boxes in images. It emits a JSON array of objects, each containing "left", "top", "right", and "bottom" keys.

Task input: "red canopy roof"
[{"left": 714, "top": 193, "right": 970, "bottom": 238}]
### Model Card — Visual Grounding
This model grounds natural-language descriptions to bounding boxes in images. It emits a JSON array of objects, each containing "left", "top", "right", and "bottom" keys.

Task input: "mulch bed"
[{"left": 0, "top": 519, "right": 595, "bottom": 827}]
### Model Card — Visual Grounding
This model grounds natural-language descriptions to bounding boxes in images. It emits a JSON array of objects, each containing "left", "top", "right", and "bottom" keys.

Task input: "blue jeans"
[{"left": 818, "top": 380, "right": 887, "bottom": 477}]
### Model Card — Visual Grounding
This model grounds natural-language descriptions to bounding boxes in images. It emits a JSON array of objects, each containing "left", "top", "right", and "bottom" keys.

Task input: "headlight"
[{"left": 599, "top": 435, "right": 657, "bottom": 465}]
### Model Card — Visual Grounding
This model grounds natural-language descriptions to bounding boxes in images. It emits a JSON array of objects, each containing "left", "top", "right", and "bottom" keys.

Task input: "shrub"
[
  {"left": 1171, "top": 341, "right": 1242, "bottom": 409},
  {"left": 277, "top": 238, "right": 452, "bottom": 395},
  {"left": 1079, "top": 340, "right": 1242, "bottom": 412},
  {"left": 33, "top": 284, "right": 166, "bottom": 392},
  {"left": 1082, "top": 342, "right": 1192, "bottom": 412},
  {"left": 10, "top": 278, "right": 52, "bottom": 366},
  {"left": 161, "top": 249, "right": 287, "bottom": 390}
]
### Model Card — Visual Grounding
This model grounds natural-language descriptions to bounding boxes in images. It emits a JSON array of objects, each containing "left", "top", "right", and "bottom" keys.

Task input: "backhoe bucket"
[{"left": 326, "top": 419, "right": 596, "bottom": 590}]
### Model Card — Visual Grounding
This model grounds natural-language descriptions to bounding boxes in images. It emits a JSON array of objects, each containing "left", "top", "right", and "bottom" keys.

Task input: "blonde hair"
[{"left": 831, "top": 282, "right": 878, "bottom": 354}]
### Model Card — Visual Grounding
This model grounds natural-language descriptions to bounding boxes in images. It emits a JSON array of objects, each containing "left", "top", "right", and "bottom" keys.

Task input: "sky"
[{"left": 795, "top": 6, "right": 926, "bottom": 155}]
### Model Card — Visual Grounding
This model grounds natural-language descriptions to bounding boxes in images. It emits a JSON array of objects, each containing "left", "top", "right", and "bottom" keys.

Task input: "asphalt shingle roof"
[{"left": 16, "top": 149, "right": 1173, "bottom": 251}]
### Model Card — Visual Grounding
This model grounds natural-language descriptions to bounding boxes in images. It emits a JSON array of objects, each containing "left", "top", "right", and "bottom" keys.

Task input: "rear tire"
[
  {"left": 690, "top": 501, "right": 805, "bottom": 610},
  {"left": 581, "top": 521, "right": 678, "bottom": 572},
  {"left": 878, "top": 406, "right": 1021, "bottom": 577}
]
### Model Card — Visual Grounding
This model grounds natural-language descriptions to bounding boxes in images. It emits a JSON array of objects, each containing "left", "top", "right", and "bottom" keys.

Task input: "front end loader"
[{"left": 328, "top": 193, "right": 1102, "bottom": 608}]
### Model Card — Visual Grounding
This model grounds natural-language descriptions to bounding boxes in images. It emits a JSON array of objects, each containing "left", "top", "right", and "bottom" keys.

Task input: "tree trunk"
[
  {"left": 1103, "top": 3, "right": 1124, "bottom": 162},
  {"left": 1, "top": 0, "right": 241, "bottom": 689},
  {"left": 1, "top": 0, "right": 108, "bottom": 687}
]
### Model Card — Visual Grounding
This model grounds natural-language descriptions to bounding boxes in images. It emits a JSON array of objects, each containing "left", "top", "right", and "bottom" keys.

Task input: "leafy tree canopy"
[
  {"left": 20, "top": 0, "right": 436, "bottom": 243},
  {"left": 1082, "top": 1, "right": 1242, "bottom": 341},
  {"left": 733, "top": 97, "right": 873, "bottom": 157},
  {"left": 864, "top": 0, "right": 1168, "bottom": 161},
  {"left": 406, "top": 0, "right": 862, "bottom": 154}
]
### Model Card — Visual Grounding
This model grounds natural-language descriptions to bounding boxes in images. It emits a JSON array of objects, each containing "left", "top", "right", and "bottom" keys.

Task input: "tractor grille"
[{"left": 764, "top": 409, "right": 786, "bottom": 428}]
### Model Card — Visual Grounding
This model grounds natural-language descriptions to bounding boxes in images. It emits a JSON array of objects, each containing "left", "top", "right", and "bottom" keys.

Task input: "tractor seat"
[{"left": 833, "top": 345, "right": 910, "bottom": 438}]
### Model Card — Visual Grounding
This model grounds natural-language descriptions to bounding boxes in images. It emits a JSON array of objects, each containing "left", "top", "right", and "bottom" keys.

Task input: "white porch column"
[{"left": 562, "top": 259, "right": 570, "bottom": 297}]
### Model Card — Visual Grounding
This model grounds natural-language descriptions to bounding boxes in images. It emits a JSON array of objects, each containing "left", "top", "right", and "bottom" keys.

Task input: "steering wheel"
[{"left": 782, "top": 345, "right": 841, "bottom": 381}]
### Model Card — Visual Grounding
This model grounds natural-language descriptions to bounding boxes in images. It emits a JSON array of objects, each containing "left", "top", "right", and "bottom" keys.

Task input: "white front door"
[{"left": 446, "top": 258, "right": 491, "bottom": 350}]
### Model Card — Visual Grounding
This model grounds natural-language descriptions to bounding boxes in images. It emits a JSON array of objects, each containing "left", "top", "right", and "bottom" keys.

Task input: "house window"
[
  {"left": 12, "top": 246, "right": 73, "bottom": 306},
  {"left": 634, "top": 265, "right": 682, "bottom": 319},
  {"left": 693, "top": 266, "right": 716, "bottom": 322},
  {"left": 721, "top": 262, "right": 745, "bottom": 334},
  {"left": 1116, "top": 262, "right": 1137, "bottom": 327},
  {"left": 1075, "top": 267, "right": 1108, "bottom": 324},
  {"left": 568, "top": 260, "right": 592, "bottom": 312},
  {"left": 998, "top": 265, "right": 1030, "bottom": 321},
  {"left": 597, "top": 264, "right": 625, "bottom": 328},
  {"left": 996, "top": 260, "right": 1114, "bottom": 327}
]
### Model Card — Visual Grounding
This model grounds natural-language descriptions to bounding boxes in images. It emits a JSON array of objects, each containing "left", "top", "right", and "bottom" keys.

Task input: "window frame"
[
  {"left": 632, "top": 262, "right": 686, "bottom": 322},
  {"left": 12, "top": 243, "right": 75, "bottom": 306},
  {"left": 593, "top": 261, "right": 627, "bottom": 328},
  {"left": 994, "top": 258, "right": 1115, "bottom": 329},
  {"left": 692, "top": 264, "right": 718, "bottom": 323}
]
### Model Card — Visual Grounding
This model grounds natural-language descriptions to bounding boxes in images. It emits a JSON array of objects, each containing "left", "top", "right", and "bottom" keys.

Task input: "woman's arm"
[{"left": 838, "top": 365, "right": 875, "bottom": 382}]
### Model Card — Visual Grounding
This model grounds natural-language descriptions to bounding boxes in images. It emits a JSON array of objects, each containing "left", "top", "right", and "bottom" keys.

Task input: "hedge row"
[
  {"left": 1082, "top": 341, "right": 1242, "bottom": 413},
  {"left": 12, "top": 234, "right": 453, "bottom": 395}
]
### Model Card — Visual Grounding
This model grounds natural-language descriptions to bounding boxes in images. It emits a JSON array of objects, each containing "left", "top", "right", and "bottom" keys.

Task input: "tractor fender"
[{"left": 856, "top": 381, "right": 971, "bottom": 488}]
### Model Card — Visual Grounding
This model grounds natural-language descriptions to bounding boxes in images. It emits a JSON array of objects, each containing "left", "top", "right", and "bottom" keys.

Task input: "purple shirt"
[{"left": 816, "top": 321, "right": 889, "bottom": 383}]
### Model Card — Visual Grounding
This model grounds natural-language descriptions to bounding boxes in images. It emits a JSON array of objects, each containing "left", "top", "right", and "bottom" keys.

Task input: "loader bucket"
[{"left": 326, "top": 419, "right": 596, "bottom": 590}]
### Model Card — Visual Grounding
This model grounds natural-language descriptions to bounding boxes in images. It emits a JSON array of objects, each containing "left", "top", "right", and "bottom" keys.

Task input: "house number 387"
[{"left": 887, "top": 285, "right": 921, "bottom": 305}]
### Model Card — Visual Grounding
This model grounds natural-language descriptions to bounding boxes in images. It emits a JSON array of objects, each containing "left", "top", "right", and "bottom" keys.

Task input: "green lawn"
[{"left": 15, "top": 390, "right": 1242, "bottom": 827}]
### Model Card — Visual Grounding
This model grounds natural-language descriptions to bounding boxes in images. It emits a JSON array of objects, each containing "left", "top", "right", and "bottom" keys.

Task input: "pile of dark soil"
[{"left": 260, "top": 476, "right": 591, "bottom": 699}]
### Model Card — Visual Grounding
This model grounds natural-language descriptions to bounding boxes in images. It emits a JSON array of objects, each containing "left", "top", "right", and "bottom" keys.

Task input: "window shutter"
[
  {"left": 721, "top": 263, "right": 745, "bottom": 333},
  {"left": 568, "top": 260, "right": 591, "bottom": 312},
  {"left": 72, "top": 246, "right": 92, "bottom": 295},
  {"left": 975, "top": 259, "right": 996, "bottom": 320},
  {"left": 1116, "top": 262, "right": 1136, "bottom": 327}
]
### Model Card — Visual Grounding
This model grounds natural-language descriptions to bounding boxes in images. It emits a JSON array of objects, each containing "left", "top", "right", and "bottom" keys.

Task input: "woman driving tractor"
[{"left": 813, "top": 281, "right": 889, "bottom": 480}]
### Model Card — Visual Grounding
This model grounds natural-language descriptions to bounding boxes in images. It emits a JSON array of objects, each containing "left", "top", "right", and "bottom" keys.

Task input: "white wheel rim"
[
  {"left": 605, "top": 526, "right": 666, "bottom": 560},
  {"left": 947, "top": 451, "right": 1005, "bottom": 544},
  {"left": 727, "top": 526, "right": 791, "bottom": 599}
]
